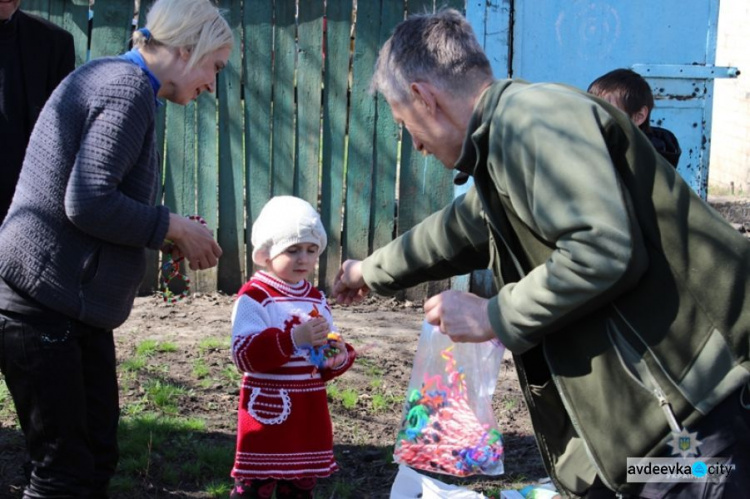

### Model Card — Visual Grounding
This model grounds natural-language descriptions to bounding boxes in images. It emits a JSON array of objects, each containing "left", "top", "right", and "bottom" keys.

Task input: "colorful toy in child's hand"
[
  {"left": 160, "top": 215, "right": 207, "bottom": 303},
  {"left": 306, "top": 332, "right": 343, "bottom": 370}
]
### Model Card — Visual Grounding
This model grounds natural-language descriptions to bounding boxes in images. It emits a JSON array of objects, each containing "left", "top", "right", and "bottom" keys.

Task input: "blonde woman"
[{"left": 0, "top": 0, "right": 232, "bottom": 496}]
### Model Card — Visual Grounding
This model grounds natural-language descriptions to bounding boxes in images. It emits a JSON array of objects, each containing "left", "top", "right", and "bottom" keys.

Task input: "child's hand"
[
  {"left": 293, "top": 316, "right": 329, "bottom": 348},
  {"left": 323, "top": 339, "right": 348, "bottom": 370}
]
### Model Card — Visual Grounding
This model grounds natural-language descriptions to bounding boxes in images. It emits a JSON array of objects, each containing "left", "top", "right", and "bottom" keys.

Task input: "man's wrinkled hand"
[
  {"left": 333, "top": 260, "right": 370, "bottom": 305},
  {"left": 423, "top": 290, "right": 495, "bottom": 343}
]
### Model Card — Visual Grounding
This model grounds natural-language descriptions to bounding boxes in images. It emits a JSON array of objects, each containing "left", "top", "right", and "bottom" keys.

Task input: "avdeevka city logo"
[{"left": 667, "top": 428, "right": 702, "bottom": 458}]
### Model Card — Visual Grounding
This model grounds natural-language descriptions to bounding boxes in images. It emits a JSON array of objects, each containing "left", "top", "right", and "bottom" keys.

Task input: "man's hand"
[
  {"left": 333, "top": 260, "right": 370, "bottom": 305},
  {"left": 424, "top": 290, "right": 495, "bottom": 343}
]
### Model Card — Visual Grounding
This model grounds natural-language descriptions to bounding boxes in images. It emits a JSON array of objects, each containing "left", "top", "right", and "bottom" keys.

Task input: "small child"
[{"left": 229, "top": 196, "right": 356, "bottom": 499}]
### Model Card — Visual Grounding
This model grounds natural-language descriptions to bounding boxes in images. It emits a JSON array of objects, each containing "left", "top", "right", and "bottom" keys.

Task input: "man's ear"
[
  {"left": 410, "top": 82, "right": 438, "bottom": 115},
  {"left": 631, "top": 105, "right": 649, "bottom": 127}
]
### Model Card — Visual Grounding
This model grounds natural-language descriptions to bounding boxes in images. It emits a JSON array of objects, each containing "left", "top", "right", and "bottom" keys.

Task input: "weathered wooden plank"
[
  {"left": 63, "top": 0, "right": 90, "bottom": 68},
  {"left": 139, "top": 0, "right": 160, "bottom": 296},
  {"left": 164, "top": 101, "right": 199, "bottom": 298},
  {"left": 296, "top": 1, "right": 324, "bottom": 207},
  {"left": 195, "top": 92, "right": 219, "bottom": 292},
  {"left": 371, "top": 0, "right": 403, "bottom": 253},
  {"left": 23, "top": 0, "right": 49, "bottom": 19},
  {"left": 319, "top": 0, "right": 353, "bottom": 291},
  {"left": 217, "top": 0, "right": 245, "bottom": 294},
  {"left": 397, "top": 0, "right": 456, "bottom": 301},
  {"left": 271, "top": 0, "right": 296, "bottom": 196},
  {"left": 164, "top": 103, "right": 196, "bottom": 216},
  {"left": 48, "top": 0, "right": 65, "bottom": 29},
  {"left": 402, "top": 0, "right": 456, "bottom": 220},
  {"left": 344, "top": 0, "right": 379, "bottom": 261},
  {"left": 243, "top": 0, "right": 274, "bottom": 275},
  {"left": 90, "top": 0, "right": 133, "bottom": 58}
]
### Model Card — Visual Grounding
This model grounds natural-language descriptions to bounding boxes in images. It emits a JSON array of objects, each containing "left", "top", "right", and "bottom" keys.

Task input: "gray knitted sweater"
[{"left": 0, "top": 57, "right": 170, "bottom": 329}]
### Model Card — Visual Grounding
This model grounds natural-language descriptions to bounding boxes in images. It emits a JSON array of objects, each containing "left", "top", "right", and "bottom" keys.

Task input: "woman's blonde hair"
[{"left": 133, "top": 0, "right": 233, "bottom": 68}]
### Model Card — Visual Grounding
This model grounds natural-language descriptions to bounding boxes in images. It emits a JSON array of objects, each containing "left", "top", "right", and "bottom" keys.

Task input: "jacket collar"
[{"left": 453, "top": 80, "right": 514, "bottom": 185}]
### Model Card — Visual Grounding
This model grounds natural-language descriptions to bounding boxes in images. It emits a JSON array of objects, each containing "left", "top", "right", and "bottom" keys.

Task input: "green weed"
[
  {"left": 135, "top": 339, "right": 159, "bottom": 357},
  {"left": 199, "top": 337, "right": 229, "bottom": 352},
  {"left": 121, "top": 356, "right": 146, "bottom": 372},
  {"left": 0, "top": 379, "right": 16, "bottom": 420},
  {"left": 193, "top": 359, "right": 210, "bottom": 379},
  {"left": 143, "top": 379, "right": 186, "bottom": 414},
  {"left": 121, "top": 399, "right": 147, "bottom": 417},
  {"left": 327, "top": 382, "right": 341, "bottom": 400},
  {"left": 205, "top": 480, "right": 232, "bottom": 497},
  {"left": 157, "top": 341, "right": 178, "bottom": 353},
  {"left": 502, "top": 395, "right": 517, "bottom": 411},
  {"left": 341, "top": 388, "right": 358, "bottom": 409},
  {"left": 221, "top": 364, "right": 242, "bottom": 384},
  {"left": 371, "top": 393, "right": 387, "bottom": 412}
]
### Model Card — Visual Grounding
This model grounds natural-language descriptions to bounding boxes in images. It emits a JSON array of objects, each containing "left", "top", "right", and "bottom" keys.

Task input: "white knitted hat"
[{"left": 251, "top": 196, "right": 327, "bottom": 266}]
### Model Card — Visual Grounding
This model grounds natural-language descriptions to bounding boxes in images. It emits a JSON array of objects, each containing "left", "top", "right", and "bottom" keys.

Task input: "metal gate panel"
[{"left": 508, "top": 0, "right": 736, "bottom": 198}]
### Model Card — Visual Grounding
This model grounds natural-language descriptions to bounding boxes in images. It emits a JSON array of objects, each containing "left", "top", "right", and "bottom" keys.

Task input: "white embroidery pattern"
[{"left": 247, "top": 387, "right": 291, "bottom": 425}]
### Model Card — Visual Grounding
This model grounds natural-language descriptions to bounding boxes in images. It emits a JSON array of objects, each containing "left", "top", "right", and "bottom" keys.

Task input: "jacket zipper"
[{"left": 609, "top": 305, "right": 682, "bottom": 433}]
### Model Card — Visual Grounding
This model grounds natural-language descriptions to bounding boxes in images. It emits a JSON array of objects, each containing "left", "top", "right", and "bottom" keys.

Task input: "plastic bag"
[
  {"left": 393, "top": 320, "right": 506, "bottom": 476},
  {"left": 390, "top": 464, "right": 488, "bottom": 498}
]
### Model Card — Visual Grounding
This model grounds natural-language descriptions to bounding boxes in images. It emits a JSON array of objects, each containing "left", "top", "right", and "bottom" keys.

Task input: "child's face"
[{"left": 267, "top": 243, "right": 320, "bottom": 284}]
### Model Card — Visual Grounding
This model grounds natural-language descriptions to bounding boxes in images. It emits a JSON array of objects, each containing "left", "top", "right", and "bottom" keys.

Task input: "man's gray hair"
[{"left": 370, "top": 9, "right": 493, "bottom": 102}]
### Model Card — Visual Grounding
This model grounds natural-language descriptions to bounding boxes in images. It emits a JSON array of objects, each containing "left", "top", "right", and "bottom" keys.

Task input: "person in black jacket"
[
  {"left": 1, "top": 1, "right": 75, "bottom": 223},
  {"left": 588, "top": 68, "right": 682, "bottom": 168}
]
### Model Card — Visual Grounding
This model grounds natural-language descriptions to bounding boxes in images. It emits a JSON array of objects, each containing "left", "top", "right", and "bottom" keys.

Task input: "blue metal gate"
[{"left": 468, "top": 0, "right": 738, "bottom": 198}]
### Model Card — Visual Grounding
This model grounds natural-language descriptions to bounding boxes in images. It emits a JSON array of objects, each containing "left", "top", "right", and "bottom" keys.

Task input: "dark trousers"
[
  {"left": 586, "top": 383, "right": 750, "bottom": 499},
  {"left": 0, "top": 310, "right": 119, "bottom": 498}
]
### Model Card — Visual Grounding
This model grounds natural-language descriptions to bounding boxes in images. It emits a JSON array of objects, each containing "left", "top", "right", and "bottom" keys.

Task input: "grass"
[
  {"left": 115, "top": 412, "right": 234, "bottom": 495},
  {"left": 340, "top": 388, "right": 359, "bottom": 409},
  {"left": 143, "top": 379, "right": 186, "bottom": 414},
  {"left": 221, "top": 364, "right": 242, "bottom": 384},
  {"left": 199, "top": 337, "right": 230, "bottom": 352},
  {"left": 0, "top": 378, "right": 16, "bottom": 421},
  {"left": 192, "top": 358, "right": 211, "bottom": 379},
  {"left": 121, "top": 356, "right": 147, "bottom": 372}
]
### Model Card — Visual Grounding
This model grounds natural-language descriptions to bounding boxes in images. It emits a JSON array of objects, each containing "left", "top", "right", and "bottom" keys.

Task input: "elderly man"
[
  {"left": 1, "top": 0, "right": 74, "bottom": 223},
  {"left": 333, "top": 8, "right": 750, "bottom": 498}
]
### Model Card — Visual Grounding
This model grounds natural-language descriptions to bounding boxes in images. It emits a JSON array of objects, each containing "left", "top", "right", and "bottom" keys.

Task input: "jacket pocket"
[
  {"left": 80, "top": 245, "right": 102, "bottom": 286},
  {"left": 607, "top": 313, "right": 682, "bottom": 433}
]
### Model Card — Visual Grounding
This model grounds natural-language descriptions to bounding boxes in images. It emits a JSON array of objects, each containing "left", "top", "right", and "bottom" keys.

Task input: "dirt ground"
[{"left": 1, "top": 197, "right": 748, "bottom": 498}]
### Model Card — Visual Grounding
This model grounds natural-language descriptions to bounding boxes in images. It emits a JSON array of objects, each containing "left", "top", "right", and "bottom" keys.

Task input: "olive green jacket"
[{"left": 362, "top": 80, "right": 750, "bottom": 496}]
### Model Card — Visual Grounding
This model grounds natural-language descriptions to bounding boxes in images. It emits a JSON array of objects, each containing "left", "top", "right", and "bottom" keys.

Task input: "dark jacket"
[
  {"left": 17, "top": 10, "right": 75, "bottom": 137},
  {"left": 645, "top": 126, "right": 681, "bottom": 168},
  {"left": 361, "top": 80, "right": 750, "bottom": 496},
  {"left": 0, "top": 10, "right": 74, "bottom": 222}
]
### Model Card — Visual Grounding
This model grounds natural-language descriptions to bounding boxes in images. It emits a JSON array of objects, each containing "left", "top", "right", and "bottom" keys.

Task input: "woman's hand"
[{"left": 165, "top": 213, "right": 222, "bottom": 270}]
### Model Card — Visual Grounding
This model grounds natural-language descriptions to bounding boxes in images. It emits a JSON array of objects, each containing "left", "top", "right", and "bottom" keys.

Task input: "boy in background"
[{"left": 588, "top": 68, "right": 682, "bottom": 168}]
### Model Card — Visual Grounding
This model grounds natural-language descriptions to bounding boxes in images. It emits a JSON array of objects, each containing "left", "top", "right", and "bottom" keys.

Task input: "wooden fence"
[{"left": 24, "top": 0, "right": 464, "bottom": 297}]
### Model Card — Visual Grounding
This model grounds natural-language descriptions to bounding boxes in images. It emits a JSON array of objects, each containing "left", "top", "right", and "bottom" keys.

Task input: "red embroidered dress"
[{"left": 230, "top": 271, "right": 355, "bottom": 480}]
